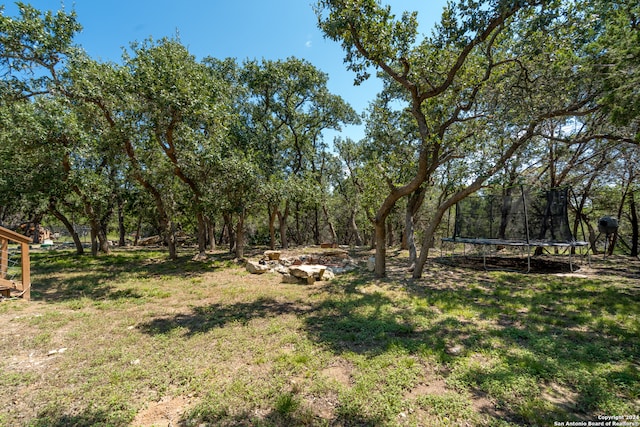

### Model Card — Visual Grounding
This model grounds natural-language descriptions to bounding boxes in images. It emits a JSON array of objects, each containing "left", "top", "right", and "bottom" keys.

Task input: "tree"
[
  {"left": 585, "top": 0, "right": 640, "bottom": 138},
  {"left": 317, "top": 0, "right": 576, "bottom": 277},
  {"left": 124, "top": 38, "right": 235, "bottom": 257},
  {"left": 241, "top": 57, "right": 359, "bottom": 249}
]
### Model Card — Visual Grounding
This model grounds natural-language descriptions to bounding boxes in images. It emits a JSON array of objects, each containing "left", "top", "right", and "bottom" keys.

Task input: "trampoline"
[{"left": 442, "top": 186, "right": 589, "bottom": 272}]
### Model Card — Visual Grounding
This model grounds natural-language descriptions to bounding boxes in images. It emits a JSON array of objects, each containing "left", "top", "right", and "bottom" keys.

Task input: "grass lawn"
[{"left": 0, "top": 247, "right": 638, "bottom": 426}]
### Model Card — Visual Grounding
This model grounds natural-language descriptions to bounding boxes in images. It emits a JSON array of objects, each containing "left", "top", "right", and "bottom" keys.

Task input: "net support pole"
[{"left": 521, "top": 185, "right": 532, "bottom": 273}]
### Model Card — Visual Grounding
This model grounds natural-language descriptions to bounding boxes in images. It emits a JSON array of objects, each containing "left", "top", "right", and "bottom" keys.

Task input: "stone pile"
[{"left": 245, "top": 249, "right": 359, "bottom": 284}]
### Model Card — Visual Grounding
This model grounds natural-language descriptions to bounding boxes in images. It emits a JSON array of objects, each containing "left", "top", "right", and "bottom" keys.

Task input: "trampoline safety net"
[{"left": 452, "top": 187, "right": 577, "bottom": 243}]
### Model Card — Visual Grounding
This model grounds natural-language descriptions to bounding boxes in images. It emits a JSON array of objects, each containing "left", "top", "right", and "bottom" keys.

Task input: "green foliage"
[{"left": 0, "top": 2, "right": 81, "bottom": 98}]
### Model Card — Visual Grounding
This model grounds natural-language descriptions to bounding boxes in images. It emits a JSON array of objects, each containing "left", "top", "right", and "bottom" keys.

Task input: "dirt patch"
[
  {"left": 321, "top": 360, "right": 354, "bottom": 387},
  {"left": 406, "top": 377, "right": 449, "bottom": 399},
  {"left": 542, "top": 382, "right": 579, "bottom": 412},
  {"left": 131, "top": 395, "right": 193, "bottom": 427},
  {"left": 470, "top": 389, "right": 505, "bottom": 420}
]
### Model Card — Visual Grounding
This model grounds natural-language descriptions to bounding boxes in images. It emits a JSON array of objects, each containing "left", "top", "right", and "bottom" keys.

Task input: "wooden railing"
[{"left": 0, "top": 226, "right": 31, "bottom": 301}]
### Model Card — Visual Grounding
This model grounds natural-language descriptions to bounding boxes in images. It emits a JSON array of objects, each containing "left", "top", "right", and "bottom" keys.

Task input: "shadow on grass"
[
  {"left": 182, "top": 403, "right": 381, "bottom": 427},
  {"left": 304, "top": 273, "right": 639, "bottom": 423},
  {"left": 135, "top": 264, "right": 638, "bottom": 423},
  {"left": 29, "top": 408, "right": 131, "bottom": 427},
  {"left": 30, "top": 249, "right": 221, "bottom": 302},
  {"left": 27, "top": 250, "right": 639, "bottom": 425},
  {"left": 138, "top": 297, "right": 313, "bottom": 336}
]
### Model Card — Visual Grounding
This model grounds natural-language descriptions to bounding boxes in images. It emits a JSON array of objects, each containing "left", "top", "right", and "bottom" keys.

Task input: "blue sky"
[{"left": 4, "top": 1, "right": 448, "bottom": 141}]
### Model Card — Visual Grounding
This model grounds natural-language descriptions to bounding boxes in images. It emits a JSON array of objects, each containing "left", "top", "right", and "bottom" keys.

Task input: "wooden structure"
[{"left": 0, "top": 226, "right": 31, "bottom": 301}]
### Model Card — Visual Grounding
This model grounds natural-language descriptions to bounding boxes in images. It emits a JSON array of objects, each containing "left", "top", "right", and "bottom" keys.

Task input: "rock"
[
  {"left": 272, "top": 264, "right": 289, "bottom": 274},
  {"left": 246, "top": 260, "right": 271, "bottom": 274},
  {"left": 446, "top": 345, "right": 463, "bottom": 356},
  {"left": 281, "top": 274, "right": 301, "bottom": 284},
  {"left": 138, "top": 235, "right": 163, "bottom": 246},
  {"left": 367, "top": 256, "right": 376, "bottom": 272},
  {"left": 322, "top": 269, "right": 335, "bottom": 281},
  {"left": 289, "top": 264, "right": 326, "bottom": 284},
  {"left": 289, "top": 264, "right": 326, "bottom": 279},
  {"left": 319, "top": 248, "right": 349, "bottom": 258},
  {"left": 192, "top": 253, "right": 208, "bottom": 261},
  {"left": 264, "top": 250, "right": 281, "bottom": 260}
]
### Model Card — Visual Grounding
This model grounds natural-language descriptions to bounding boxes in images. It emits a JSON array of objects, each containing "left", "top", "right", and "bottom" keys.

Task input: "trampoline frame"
[
  {"left": 441, "top": 237, "right": 589, "bottom": 273},
  {"left": 442, "top": 186, "right": 590, "bottom": 273}
]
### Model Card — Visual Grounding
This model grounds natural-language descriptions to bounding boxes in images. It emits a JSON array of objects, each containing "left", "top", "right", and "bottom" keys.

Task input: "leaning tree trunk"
[
  {"left": 157, "top": 214, "right": 177, "bottom": 259},
  {"left": 350, "top": 210, "right": 363, "bottom": 246},
  {"left": 48, "top": 200, "right": 84, "bottom": 255},
  {"left": 405, "top": 187, "right": 426, "bottom": 265},
  {"left": 322, "top": 204, "right": 338, "bottom": 244},
  {"left": 413, "top": 183, "right": 489, "bottom": 278},
  {"left": 413, "top": 208, "right": 448, "bottom": 278}
]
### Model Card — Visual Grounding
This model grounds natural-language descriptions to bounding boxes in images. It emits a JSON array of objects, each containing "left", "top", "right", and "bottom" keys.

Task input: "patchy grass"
[{"left": 0, "top": 248, "right": 638, "bottom": 426}]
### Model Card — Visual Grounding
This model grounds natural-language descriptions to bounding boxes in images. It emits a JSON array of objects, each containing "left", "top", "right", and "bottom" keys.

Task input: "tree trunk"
[
  {"left": 87, "top": 216, "right": 109, "bottom": 256},
  {"left": 587, "top": 222, "right": 598, "bottom": 255},
  {"left": 222, "top": 212, "right": 236, "bottom": 254},
  {"left": 405, "top": 187, "right": 426, "bottom": 264},
  {"left": 630, "top": 190, "right": 638, "bottom": 258},
  {"left": 30, "top": 213, "right": 44, "bottom": 244},
  {"left": 405, "top": 211, "right": 416, "bottom": 264},
  {"left": 322, "top": 204, "right": 337, "bottom": 244},
  {"left": 48, "top": 200, "right": 84, "bottom": 255},
  {"left": 268, "top": 204, "right": 277, "bottom": 250},
  {"left": 295, "top": 201, "right": 302, "bottom": 245},
  {"left": 235, "top": 211, "right": 245, "bottom": 259},
  {"left": 607, "top": 232, "right": 618, "bottom": 256},
  {"left": 373, "top": 219, "right": 387, "bottom": 277},
  {"left": 196, "top": 211, "right": 207, "bottom": 256},
  {"left": 413, "top": 209, "right": 447, "bottom": 278},
  {"left": 206, "top": 216, "right": 216, "bottom": 251},
  {"left": 156, "top": 214, "right": 177, "bottom": 259},
  {"left": 350, "top": 210, "right": 363, "bottom": 246},
  {"left": 314, "top": 205, "right": 320, "bottom": 245},
  {"left": 134, "top": 214, "right": 142, "bottom": 246},
  {"left": 118, "top": 200, "right": 126, "bottom": 247},
  {"left": 278, "top": 201, "right": 290, "bottom": 250},
  {"left": 98, "top": 227, "right": 110, "bottom": 254},
  {"left": 387, "top": 220, "right": 395, "bottom": 247},
  {"left": 413, "top": 185, "right": 486, "bottom": 278},
  {"left": 90, "top": 227, "right": 98, "bottom": 256},
  {"left": 166, "top": 221, "right": 177, "bottom": 259}
]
